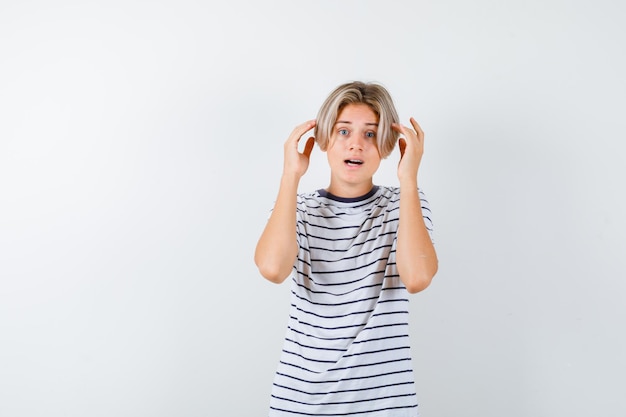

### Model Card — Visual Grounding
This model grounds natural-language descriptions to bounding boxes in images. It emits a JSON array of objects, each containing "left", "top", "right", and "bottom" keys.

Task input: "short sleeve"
[
  {"left": 295, "top": 195, "right": 306, "bottom": 250},
  {"left": 418, "top": 188, "right": 435, "bottom": 244}
]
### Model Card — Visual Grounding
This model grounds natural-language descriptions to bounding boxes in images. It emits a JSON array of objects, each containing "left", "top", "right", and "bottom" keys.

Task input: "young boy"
[{"left": 255, "top": 81, "right": 438, "bottom": 416}]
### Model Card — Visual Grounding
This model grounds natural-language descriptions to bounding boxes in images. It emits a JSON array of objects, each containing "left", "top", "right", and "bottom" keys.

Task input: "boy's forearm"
[
  {"left": 254, "top": 174, "right": 301, "bottom": 283},
  {"left": 396, "top": 181, "right": 438, "bottom": 293}
]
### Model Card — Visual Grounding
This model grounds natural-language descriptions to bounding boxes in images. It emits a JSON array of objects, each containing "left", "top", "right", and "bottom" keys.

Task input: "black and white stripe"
[{"left": 269, "top": 186, "right": 433, "bottom": 417}]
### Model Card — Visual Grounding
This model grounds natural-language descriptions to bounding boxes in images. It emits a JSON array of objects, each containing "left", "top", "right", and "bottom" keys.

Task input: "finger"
[
  {"left": 302, "top": 136, "right": 315, "bottom": 158},
  {"left": 391, "top": 122, "right": 407, "bottom": 135},
  {"left": 392, "top": 122, "right": 417, "bottom": 141},
  {"left": 409, "top": 117, "right": 424, "bottom": 138},
  {"left": 286, "top": 120, "right": 316, "bottom": 150},
  {"left": 293, "top": 120, "right": 317, "bottom": 141}
]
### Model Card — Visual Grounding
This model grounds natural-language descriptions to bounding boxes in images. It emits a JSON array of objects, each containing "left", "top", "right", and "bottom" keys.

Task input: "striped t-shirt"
[{"left": 269, "top": 185, "right": 434, "bottom": 417}]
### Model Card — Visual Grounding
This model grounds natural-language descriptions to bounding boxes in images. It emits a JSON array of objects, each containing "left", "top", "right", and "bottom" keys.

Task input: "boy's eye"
[
  {"left": 365, "top": 131, "right": 376, "bottom": 138},
  {"left": 338, "top": 128, "right": 349, "bottom": 136}
]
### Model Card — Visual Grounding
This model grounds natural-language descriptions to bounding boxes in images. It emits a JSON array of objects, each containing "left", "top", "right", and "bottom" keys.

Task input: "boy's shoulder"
[{"left": 379, "top": 185, "right": 400, "bottom": 195}]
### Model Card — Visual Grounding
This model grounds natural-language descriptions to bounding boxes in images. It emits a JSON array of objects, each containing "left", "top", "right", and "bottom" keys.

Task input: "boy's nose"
[{"left": 348, "top": 138, "right": 364, "bottom": 151}]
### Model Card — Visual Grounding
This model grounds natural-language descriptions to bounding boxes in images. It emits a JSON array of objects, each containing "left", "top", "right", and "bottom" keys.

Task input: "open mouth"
[{"left": 344, "top": 159, "right": 363, "bottom": 166}]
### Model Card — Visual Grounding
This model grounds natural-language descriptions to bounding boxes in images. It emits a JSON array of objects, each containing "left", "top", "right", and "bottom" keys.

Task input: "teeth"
[{"left": 345, "top": 159, "right": 363, "bottom": 165}]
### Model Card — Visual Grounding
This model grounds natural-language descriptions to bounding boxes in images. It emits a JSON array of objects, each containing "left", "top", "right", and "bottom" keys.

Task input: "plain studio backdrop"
[{"left": 1, "top": 1, "right": 625, "bottom": 416}]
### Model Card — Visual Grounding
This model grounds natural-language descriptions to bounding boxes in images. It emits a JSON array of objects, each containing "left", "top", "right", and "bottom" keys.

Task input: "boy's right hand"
[{"left": 283, "top": 119, "right": 316, "bottom": 179}]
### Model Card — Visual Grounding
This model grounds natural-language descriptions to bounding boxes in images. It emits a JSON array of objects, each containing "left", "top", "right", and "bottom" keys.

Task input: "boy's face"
[{"left": 325, "top": 103, "right": 381, "bottom": 197}]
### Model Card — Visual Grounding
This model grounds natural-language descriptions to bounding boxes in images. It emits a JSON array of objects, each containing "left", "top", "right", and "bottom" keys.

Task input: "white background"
[{"left": 1, "top": 1, "right": 625, "bottom": 416}]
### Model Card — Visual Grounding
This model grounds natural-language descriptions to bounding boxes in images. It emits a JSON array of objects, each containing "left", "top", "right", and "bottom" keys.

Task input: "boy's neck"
[{"left": 325, "top": 181, "right": 375, "bottom": 199}]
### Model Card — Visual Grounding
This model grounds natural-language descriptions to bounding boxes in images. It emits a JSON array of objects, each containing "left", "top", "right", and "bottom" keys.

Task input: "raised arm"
[
  {"left": 392, "top": 118, "right": 439, "bottom": 293},
  {"left": 254, "top": 120, "right": 316, "bottom": 283}
]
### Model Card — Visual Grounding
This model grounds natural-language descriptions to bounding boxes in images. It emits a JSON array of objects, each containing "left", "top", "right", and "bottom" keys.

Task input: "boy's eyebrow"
[{"left": 335, "top": 120, "right": 379, "bottom": 126}]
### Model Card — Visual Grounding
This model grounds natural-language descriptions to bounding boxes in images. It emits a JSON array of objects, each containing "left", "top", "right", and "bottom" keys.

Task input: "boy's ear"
[{"left": 303, "top": 137, "right": 315, "bottom": 158}]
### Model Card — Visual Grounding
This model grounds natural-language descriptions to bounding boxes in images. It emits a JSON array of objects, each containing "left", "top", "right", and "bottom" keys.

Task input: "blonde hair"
[{"left": 314, "top": 81, "right": 400, "bottom": 158}]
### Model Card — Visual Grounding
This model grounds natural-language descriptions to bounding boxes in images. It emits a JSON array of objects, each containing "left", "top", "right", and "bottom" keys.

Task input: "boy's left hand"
[{"left": 392, "top": 117, "right": 424, "bottom": 184}]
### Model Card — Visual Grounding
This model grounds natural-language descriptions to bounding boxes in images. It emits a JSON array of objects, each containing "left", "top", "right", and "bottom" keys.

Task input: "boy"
[{"left": 255, "top": 81, "right": 438, "bottom": 416}]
